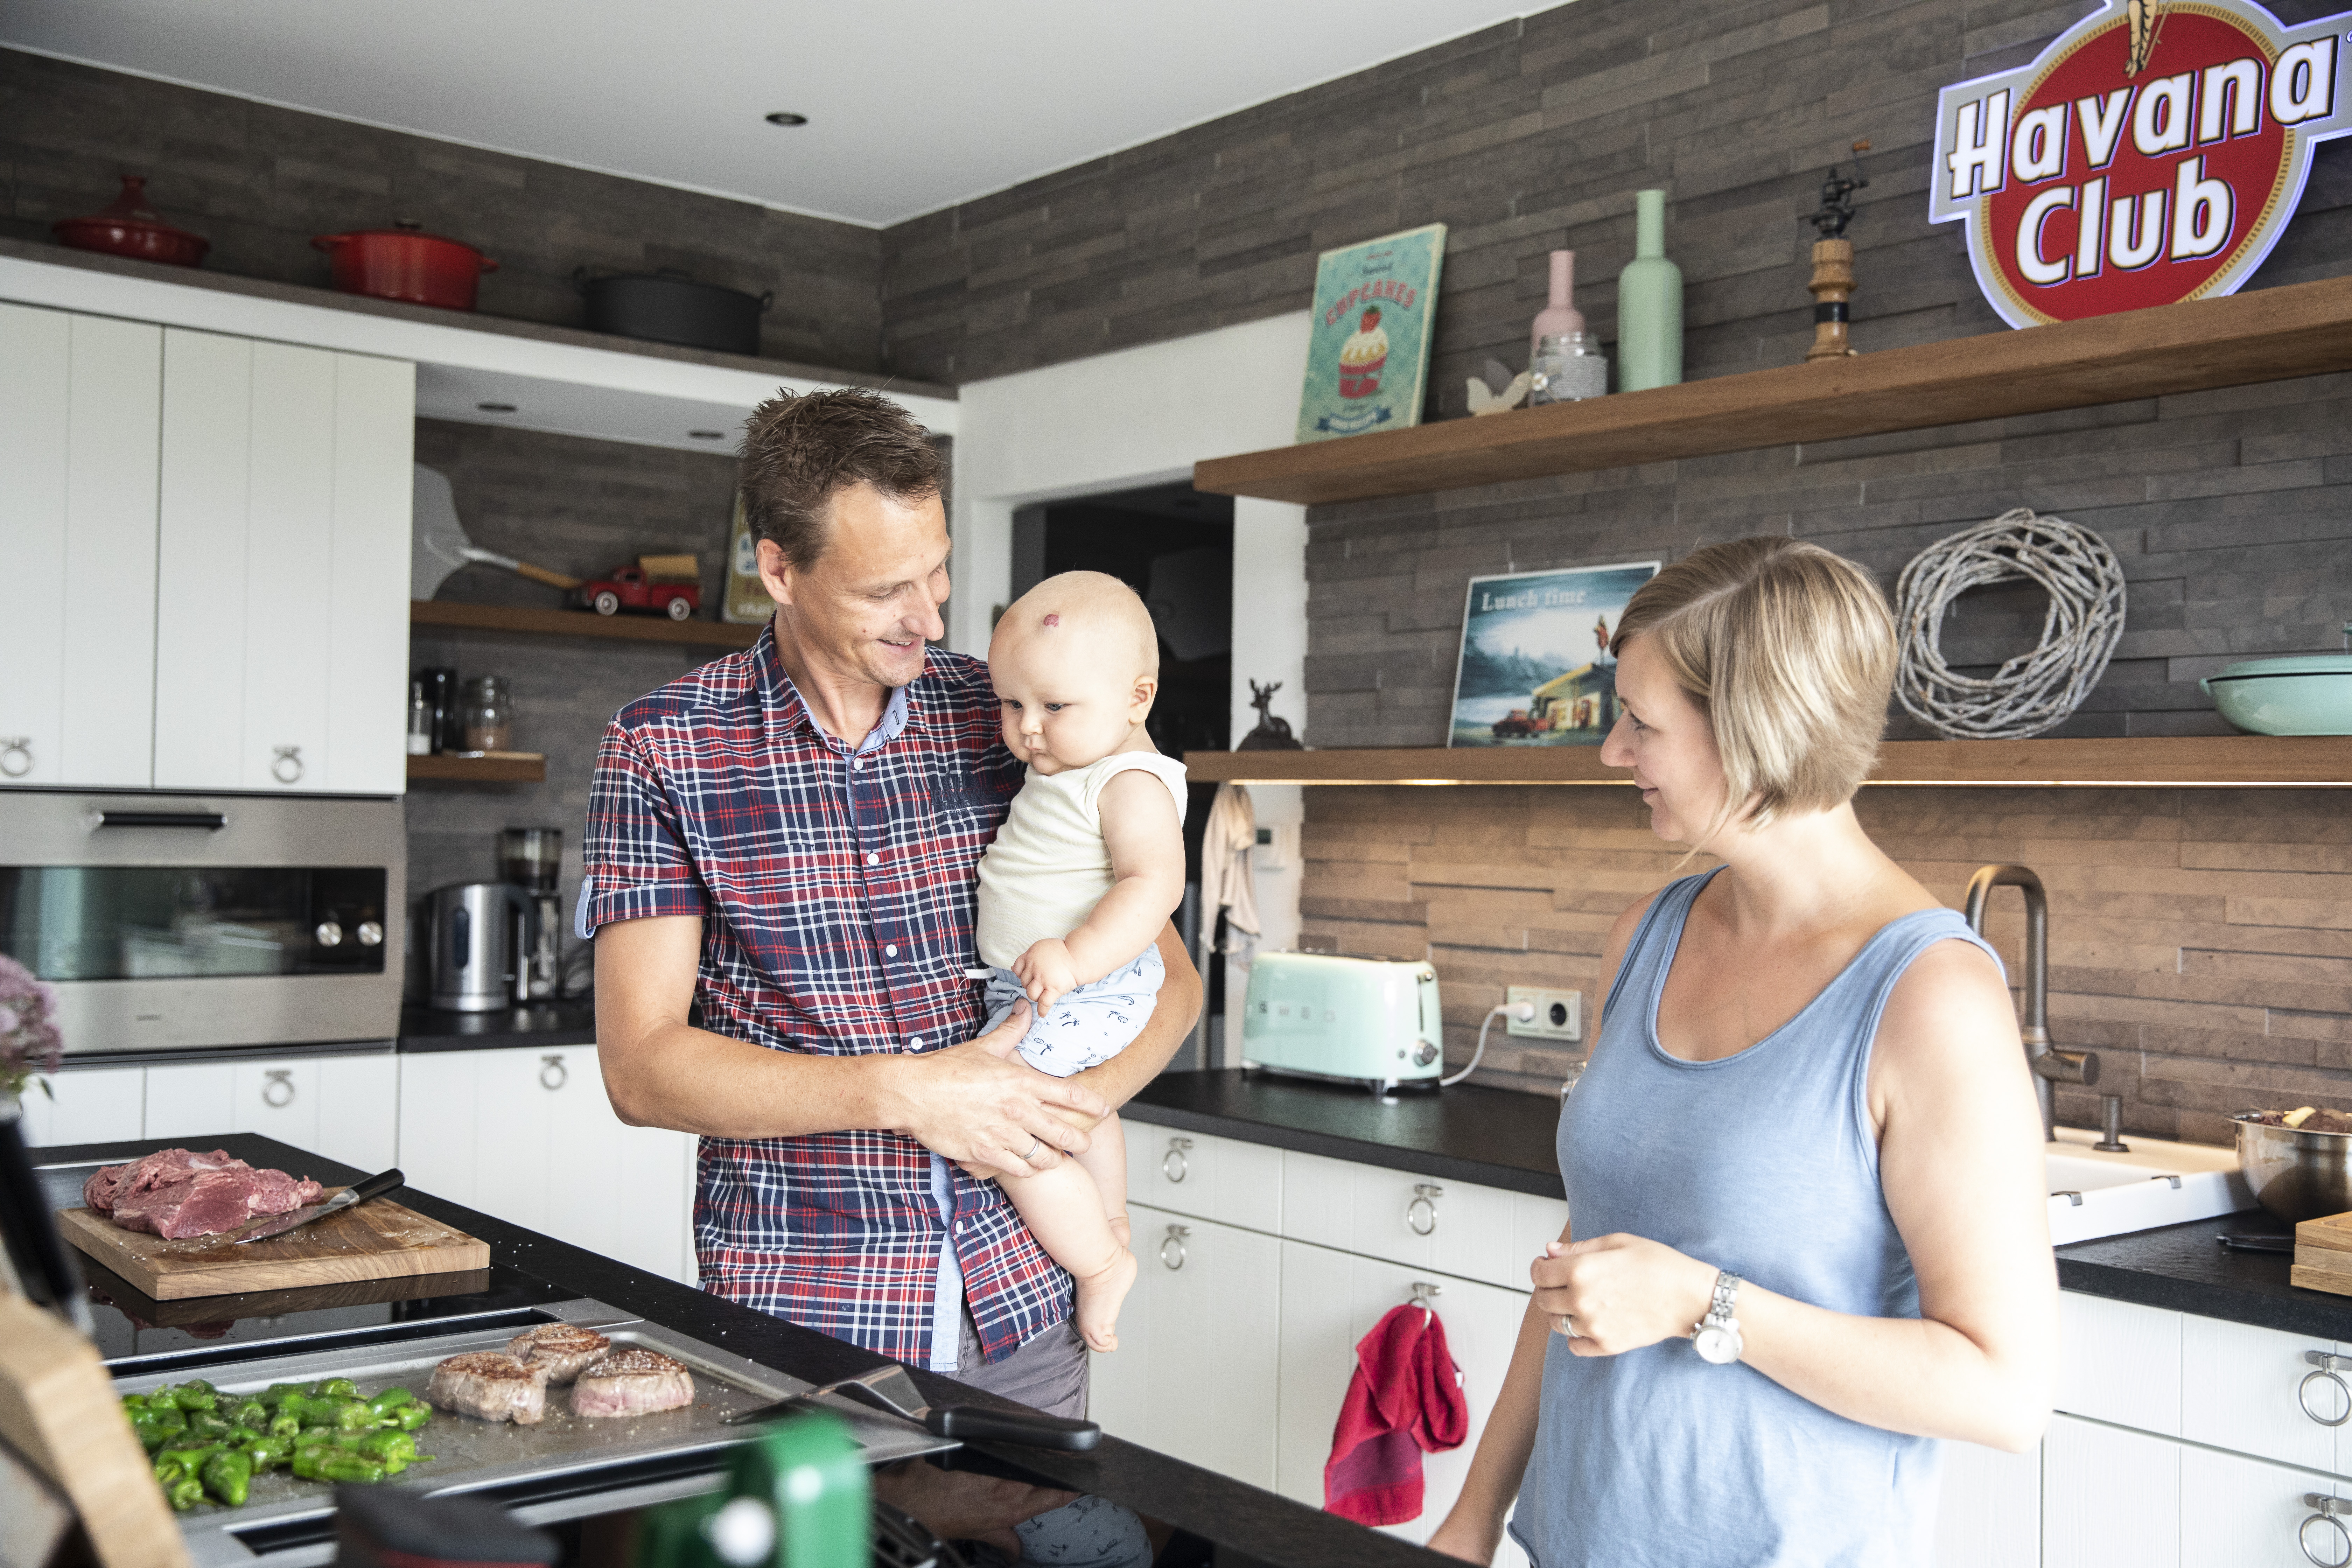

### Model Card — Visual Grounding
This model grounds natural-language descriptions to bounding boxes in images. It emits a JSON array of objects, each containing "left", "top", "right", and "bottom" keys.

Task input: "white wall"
[{"left": 950, "top": 313, "right": 1314, "bottom": 1059}]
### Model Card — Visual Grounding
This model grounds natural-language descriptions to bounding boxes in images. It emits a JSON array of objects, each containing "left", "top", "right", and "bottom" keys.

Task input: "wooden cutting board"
[
  {"left": 2293, "top": 1210, "right": 2352, "bottom": 1295},
  {"left": 55, "top": 1191, "right": 489, "bottom": 1301}
]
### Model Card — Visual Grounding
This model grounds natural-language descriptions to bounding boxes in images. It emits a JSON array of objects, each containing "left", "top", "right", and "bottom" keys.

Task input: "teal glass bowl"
[{"left": 2202, "top": 653, "right": 2352, "bottom": 735}]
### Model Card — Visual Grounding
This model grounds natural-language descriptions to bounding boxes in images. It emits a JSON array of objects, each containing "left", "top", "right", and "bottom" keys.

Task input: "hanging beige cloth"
[{"left": 1199, "top": 782, "right": 1261, "bottom": 942}]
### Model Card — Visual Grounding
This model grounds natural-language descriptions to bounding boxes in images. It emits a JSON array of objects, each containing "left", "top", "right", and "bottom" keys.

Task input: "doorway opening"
[{"left": 1010, "top": 481, "right": 1235, "bottom": 1067}]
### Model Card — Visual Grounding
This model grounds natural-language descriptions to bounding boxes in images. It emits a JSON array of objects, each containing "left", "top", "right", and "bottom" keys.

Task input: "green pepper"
[
  {"left": 152, "top": 1457, "right": 183, "bottom": 1485},
  {"left": 333, "top": 1399, "right": 379, "bottom": 1432},
  {"left": 258, "top": 1382, "right": 308, "bottom": 1407},
  {"left": 133, "top": 1421, "right": 173, "bottom": 1454},
  {"left": 186, "top": 1410, "right": 232, "bottom": 1440},
  {"left": 200, "top": 1448, "right": 253, "bottom": 1507},
  {"left": 348, "top": 1429, "right": 417, "bottom": 1465},
  {"left": 291, "top": 1448, "right": 386, "bottom": 1485},
  {"left": 245, "top": 1435, "right": 292, "bottom": 1471},
  {"left": 309, "top": 1377, "right": 359, "bottom": 1400},
  {"left": 166, "top": 1475, "right": 204, "bottom": 1512},
  {"left": 394, "top": 1402, "right": 433, "bottom": 1433},
  {"left": 120, "top": 1392, "right": 148, "bottom": 1412},
  {"left": 174, "top": 1381, "right": 219, "bottom": 1412},
  {"left": 155, "top": 1442, "right": 219, "bottom": 1474},
  {"left": 364, "top": 1386, "right": 415, "bottom": 1418},
  {"left": 268, "top": 1411, "right": 301, "bottom": 1438},
  {"left": 230, "top": 1399, "right": 268, "bottom": 1428},
  {"left": 225, "top": 1424, "right": 264, "bottom": 1445}
]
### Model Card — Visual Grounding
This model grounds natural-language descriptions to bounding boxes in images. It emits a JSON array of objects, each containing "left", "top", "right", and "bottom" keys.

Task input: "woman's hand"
[{"left": 1531, "top": 1234, "right": 1719, "bottom": 1357}]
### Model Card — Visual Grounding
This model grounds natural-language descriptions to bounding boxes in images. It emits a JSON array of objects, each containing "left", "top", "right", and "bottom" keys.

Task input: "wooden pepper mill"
[{"left": 1802, "top": 141, "right": 1870, "bottom": 362}]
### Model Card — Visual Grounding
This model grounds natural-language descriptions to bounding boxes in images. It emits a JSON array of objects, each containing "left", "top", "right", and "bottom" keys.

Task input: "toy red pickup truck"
[{"left": 580, "top": 562, "right": 700, "bottom": 621}]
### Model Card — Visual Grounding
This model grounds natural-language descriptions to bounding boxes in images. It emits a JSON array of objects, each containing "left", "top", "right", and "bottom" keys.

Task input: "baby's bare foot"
[{"left": 1076, "top": 1246, "right": 1139, "bottom": 1353}]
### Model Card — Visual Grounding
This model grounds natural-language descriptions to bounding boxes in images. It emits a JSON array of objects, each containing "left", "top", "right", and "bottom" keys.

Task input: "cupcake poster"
[{"left": 1295, "top": 223, "right": 1447, "bottom": 443}]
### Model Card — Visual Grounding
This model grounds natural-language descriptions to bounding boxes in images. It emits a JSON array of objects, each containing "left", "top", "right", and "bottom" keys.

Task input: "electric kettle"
[{"left": 425, "top": 882, "right": 534, "bottom": 1011}]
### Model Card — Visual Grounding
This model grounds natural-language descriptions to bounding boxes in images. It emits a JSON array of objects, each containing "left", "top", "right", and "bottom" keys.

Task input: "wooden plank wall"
[{"left": 1299, "top": 784, "right": 2352, "bottom": 1145}]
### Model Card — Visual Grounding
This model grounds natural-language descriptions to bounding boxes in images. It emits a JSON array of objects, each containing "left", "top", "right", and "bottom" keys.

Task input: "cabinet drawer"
[
  {"left": 2180, "top": 1446, "right": 2351, "bottom": 1568},
  {"left": 17, "top": 1067, "right": 145, "bottom": 1147},
  {"left": 2044, "top": 1414, "right": 2180, "bottom": 1568},
  {"left": 231, "top": 1057, "right": 322, "bottom": 1155},
  {"left": 1124, "top": 1123, "right": 1281, "bottom": 1233},
  {"left": 2056, "top": 1292, "right": 2182, "bottom": 1436},
  {"left": 2182, "top": 1313, "right": 2345, "bottom": 1476},
  {"left": 1281, "top": 1149, "right": 1519, "bottom": 1288}
]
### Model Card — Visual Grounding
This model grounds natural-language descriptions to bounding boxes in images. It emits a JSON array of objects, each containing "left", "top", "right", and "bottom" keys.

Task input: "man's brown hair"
[{"left": 736, "top": 388, "right": 945, "bottom": 571}]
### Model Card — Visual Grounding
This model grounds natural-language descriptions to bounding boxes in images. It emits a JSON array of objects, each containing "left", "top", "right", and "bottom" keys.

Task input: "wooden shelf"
[
  {"left": 407, "top": 751, "right": 547, "bottom": 783},
  {"left": 1192, "top": 274, "right": 2352, "bottom": 505},
  {"left": 1185, "top": 736, "right": 2352, "bottom": 788},
  {"left": 411, "top": 599, "right": 764, "bottom": 649}
]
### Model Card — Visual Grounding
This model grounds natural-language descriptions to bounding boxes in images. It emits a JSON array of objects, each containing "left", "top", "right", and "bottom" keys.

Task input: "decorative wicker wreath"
[{"left": 1893, "top": 509, "right": 2127, "bottom": 741}]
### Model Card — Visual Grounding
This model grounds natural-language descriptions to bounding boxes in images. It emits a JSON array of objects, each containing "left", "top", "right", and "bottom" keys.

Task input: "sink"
[{"left": 2044, "top": 1127, "right": 2253, "bottom": 1245}]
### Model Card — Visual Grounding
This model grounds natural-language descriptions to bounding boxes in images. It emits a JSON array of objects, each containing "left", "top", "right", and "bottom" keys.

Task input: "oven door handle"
[{"left": 93, "top": 810, "right": 228, "bottom": 831}]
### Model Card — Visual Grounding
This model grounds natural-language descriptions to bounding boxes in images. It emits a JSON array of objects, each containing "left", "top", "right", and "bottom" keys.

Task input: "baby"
[{"left": 972, "top": 570, "right": 1189, "bottom": 1353}]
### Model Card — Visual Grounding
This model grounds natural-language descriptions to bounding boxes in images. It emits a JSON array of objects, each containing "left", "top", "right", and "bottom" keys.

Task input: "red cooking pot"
[
  {"left": 54, "top": 176, "right": 211, "bottom": 268},
  {"left": 311, "top": 221, "right": 497, "bottom": 311}
]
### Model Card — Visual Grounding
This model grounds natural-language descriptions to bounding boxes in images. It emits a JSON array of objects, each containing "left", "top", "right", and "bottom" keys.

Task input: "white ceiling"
[{"left": 3, "top": 1, "right": 1538, "bottom": 227}]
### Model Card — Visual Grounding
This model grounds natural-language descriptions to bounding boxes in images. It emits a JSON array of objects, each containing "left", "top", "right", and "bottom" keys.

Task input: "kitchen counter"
[
  {"left": 29, "top": 1131, "right": 1443, "bottom": 1568},
  {"left": 397, "top": 1002, "right": 597, "bottom": 1054},
  {"left": 1125, "top": 1070, "right": 2338, "bottom": 1339}
]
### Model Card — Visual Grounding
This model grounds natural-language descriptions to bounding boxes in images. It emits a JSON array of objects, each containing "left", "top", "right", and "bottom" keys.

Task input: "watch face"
[{"left": 1694, "top": 1324, "right": 1741, "bottom": 1365}]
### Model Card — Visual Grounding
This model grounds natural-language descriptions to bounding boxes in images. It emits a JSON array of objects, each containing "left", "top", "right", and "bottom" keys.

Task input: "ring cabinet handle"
[
  {"left": 262, "top": 1069, "right": 296, "bottom": 1109},
  {"left": 1162, "top": 1138, "right": 1193, "bottom": 1183},
  {"left": 2305, "top": 1354, "right": 2352, "bottom": 1427},
  {"left": 1160, "top": 1225, "right": 1190, "bottom": 1271},
  {"left": 2303, "top": 1496, "right": 2352, "bottom": 1568},
  {"left": 0, "top": 738, "right": 30, "bottom": 778},
  {"left": 271, "top": 745, "right": 304, "bottom": 784},
  {"left": 540, "top": 1054, "right": 568, "bottom": 1091},
  {"left": 1405, "top": 1183, "right": 1443, "bottom": 1237}
]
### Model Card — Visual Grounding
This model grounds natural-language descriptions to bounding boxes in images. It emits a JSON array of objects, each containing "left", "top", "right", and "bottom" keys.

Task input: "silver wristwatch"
[{"left": 1693, "top": 1270, "right": 1744, "bottom": 1365}]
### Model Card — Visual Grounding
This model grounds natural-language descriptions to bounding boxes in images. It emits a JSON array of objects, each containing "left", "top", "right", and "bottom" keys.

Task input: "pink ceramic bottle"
[{"left": 1527, "top": 250, "right": 1584, "bottom": 362}]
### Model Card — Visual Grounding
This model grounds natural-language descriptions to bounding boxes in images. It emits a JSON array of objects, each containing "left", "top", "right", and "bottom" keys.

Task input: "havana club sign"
[{"left": 1929, "top": 0, "right": 2352, "bottom": 327}]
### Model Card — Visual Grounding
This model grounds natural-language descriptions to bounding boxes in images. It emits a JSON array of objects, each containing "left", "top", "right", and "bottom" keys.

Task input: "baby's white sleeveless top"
[{"left": 974, "top": 751, "right": 1189, "bottom": 968}]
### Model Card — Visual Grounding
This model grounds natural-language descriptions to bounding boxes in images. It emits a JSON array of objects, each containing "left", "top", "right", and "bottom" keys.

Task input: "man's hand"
[
  {"left": 875, "top": 1001, "right": 1108, "bottom": 1181},
  {"left": 1012, "top": 938, "right": 1079, "bottom": 1015}
]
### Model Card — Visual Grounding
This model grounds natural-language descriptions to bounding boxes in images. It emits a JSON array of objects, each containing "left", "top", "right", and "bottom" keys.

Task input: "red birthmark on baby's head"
[{"left": 1043, "top": 614, "right": 1060, "bottom": 626}]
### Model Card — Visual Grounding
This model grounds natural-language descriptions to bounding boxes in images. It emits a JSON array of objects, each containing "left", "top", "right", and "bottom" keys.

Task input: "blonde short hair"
[{"left": 1611, "top": 537, "right": 1895, "bottom": 829}]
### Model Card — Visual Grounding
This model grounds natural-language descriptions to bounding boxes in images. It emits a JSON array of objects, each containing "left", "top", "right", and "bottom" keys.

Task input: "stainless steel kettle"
[{"left": 425, "top": 882, "right": 533, "bottom": 1011}]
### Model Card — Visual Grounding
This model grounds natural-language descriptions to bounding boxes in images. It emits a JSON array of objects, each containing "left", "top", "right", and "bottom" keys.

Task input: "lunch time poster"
[
  {"left": 1295, "top": 223, "right": 1446, "bottom": 444},
  {"left": 1448, "top": 562, "right": 1661, "bottom": 747}
]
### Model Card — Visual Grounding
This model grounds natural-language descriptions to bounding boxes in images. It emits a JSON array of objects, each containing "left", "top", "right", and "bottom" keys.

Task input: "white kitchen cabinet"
[
  {"left": 2181, "top": 1313, "right": 2342, "bottom": 1475},
  {"left": 152, "top": 330, "right": 413, "bottom": 795},
  {"left": 1272, "top": 1240, "right": 1532, "bottom": 1568},
  {"left": 1125, "top": 1124, "right": 1283, "bottom": 1234},
  {"left": 1937, "top": 1439, "right": 2042, "bottom": 1568},
  {"left": 2056, "top": 1292, "right": 2182, "bottom": 1436},
  {"left": 139, "top": 1052, "right": 397, "bottom": 1172},
  {"left": 397, "top": 1044, "right": 694, "bottom": 1284},
  {"left": 142, "top": 1060, "right": 237, "bottom": 1143},
  {"left": 1092, "top": 1203, "right": 1281, "bottom": 1489},
  {"left": 2044, "top": 1415, "right": 2181, "bottom": 1568},
  {"left": 1282, "top": 1149, "right": 1520, "bottom": 1290},
  {"left": 0, "top": 302, "right": 160, "bottom": 790},
  {"left": 2180, "top": 1447, "right": 2348, "bottom": 1568},
  {"left": 16, "top": 1067, "right": 145, "bottom": 1147},
  {"left": 314, "top": 1054, "right": 399, "bottom": 1172}
]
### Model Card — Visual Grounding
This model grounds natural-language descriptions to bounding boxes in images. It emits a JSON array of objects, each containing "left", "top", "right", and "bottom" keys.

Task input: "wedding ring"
[
  {"left": 1555, "top": 1314, "right": 1580, "bottom": 1338},
  {"left": 1023, "top": 1137, "right": 1048, "bottom": 1166}
]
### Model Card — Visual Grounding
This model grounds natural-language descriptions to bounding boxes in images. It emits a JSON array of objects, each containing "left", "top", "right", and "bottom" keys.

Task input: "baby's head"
[{"left": 988, "top": 572, "right": 1159, "bottom": 774}]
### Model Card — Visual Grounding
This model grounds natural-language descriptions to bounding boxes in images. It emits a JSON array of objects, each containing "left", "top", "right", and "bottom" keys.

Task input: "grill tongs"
[{"left": 723, "top": 1363, "right": 1100, "bottom": 1450}]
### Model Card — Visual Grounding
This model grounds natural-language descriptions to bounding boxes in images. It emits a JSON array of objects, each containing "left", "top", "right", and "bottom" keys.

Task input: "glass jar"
[
  {"left": 460, "top": 676, "right": 514, "bottom": 754},
  {"left": 406, "top": 680, "right": 433, "bottom": 756},
  {"left": 1528, "top": 331, "right": 1609, "bottom": 404}
]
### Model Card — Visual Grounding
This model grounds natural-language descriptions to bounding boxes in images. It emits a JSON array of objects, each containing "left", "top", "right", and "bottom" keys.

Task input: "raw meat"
[
  {"left": 572, "top": 1348, "right": 695, "bottom": 1418},
  {"left": 507, "top": 1323, "right": 612, "bottom": 1385},
  {"left": 427, "top": 1352, "right": 548, "bottom": 1425},
  {"left": 82, "top": 1147, "right": 326, "bottom": 1239}
]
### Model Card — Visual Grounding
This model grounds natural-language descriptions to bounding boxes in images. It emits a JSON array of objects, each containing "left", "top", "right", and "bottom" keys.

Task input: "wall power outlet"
[{"left": 1506, "top": 986, "right": 1582, "bottom": 1042}]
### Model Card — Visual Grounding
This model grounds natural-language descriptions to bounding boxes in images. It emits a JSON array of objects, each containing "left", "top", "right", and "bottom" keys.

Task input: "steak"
[
  {"left": 571, "top": 1348, "right": 695, "bottom": 1418},
  {"left": 427, "top": 1352, "right": 548, "bottom": 1425},
  {"left": 507, "top": 1323, "right": 612, "bottom": 1385},
  {"left": 88, "top": 1147, "right": 327, "bottom": 1239}
]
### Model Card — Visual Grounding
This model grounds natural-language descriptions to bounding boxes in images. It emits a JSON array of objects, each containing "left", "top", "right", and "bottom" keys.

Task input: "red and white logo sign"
[{"left": 1930, "top": 0, "right": 2352, "bottom": 327}]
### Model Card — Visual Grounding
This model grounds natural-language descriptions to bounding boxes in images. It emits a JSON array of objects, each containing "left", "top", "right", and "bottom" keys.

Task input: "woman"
[{"left": 1428, "top": 538, "right": 2054, "bottom": 1568}]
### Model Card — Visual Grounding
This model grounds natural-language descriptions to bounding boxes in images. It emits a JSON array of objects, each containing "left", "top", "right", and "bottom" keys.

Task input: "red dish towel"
[{"left": 1324, "top": 1302, "right": 1470, "bottom": 1526}]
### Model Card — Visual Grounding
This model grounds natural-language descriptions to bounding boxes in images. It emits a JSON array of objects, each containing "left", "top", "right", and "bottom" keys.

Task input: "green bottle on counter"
[{"left": 1616, "top": 189, "right": 1682, "bottom": 391}]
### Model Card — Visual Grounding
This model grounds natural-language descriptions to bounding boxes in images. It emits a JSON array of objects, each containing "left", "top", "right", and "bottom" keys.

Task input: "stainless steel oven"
[{"left": 0, "top": 792, "right": 404, "bottom": 1054}]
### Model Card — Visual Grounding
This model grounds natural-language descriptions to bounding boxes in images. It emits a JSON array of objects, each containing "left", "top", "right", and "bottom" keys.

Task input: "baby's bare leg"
[
  {"left": 1079, "top": 1111, "right": 1129, "bottom": 1247},
  {"left": 997, "top": 1120, "right": 1137, "bottom": 1353}
]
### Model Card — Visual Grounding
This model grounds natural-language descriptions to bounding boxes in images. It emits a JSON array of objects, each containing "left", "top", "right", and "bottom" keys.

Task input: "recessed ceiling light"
[
  {"left": 764, "top": 112, "right": 808, "bottom": 127},
  {"left": 688, "top": 430, "right": 726, "bottom": 441},
  {"left": 477, "top": 401, "right": 517, "bottom": 412}
]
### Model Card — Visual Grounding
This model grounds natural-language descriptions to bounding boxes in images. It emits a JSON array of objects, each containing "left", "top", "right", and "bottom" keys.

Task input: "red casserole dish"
[
  {"left": 312, "top": 221, "right": 497, "bottom": 310},
  {"left": 54, "top": 176, "right": 211, "bottom": 268}
]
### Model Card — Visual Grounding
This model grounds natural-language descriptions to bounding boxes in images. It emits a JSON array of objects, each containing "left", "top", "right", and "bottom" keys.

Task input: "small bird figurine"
[{"left": 1467, "top": 357, "right": 1533, "bottom": 416}]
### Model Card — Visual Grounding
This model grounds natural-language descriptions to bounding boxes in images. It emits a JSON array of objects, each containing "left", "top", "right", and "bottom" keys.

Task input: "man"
[{"left": 585, "top": 387, "right": 1199, "bottom": 1420}]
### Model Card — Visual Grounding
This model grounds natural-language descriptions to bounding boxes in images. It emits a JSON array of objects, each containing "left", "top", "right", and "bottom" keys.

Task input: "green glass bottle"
[{"left": 1616, "top": 190, "right": 1682, "bottom": 391}]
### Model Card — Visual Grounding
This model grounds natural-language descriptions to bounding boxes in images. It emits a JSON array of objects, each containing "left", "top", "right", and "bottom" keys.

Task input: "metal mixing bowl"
[{"left": 2235, "top": 1112, "right": 2352, "bottom": 1222}]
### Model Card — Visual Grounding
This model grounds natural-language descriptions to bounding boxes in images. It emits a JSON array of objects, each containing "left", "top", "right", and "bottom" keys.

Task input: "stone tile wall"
[
  {"left": 1301, "top": 784, "right": 2352, "bottom": 1144},
  {"left": 1, "top": 49, "right": 884, "bottom": 371}
]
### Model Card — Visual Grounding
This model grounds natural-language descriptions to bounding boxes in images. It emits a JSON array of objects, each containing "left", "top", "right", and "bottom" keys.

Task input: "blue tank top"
[{"left": 1510, "top": 870, "right": 2001, "bottom": 1568}]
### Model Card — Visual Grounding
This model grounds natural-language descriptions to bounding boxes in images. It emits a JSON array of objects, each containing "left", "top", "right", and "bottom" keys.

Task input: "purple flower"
[{"left": 0, "top": 953, "right": 62, "bottom": 1101}]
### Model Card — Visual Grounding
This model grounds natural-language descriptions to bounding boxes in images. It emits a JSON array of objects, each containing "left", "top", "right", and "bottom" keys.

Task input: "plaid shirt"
[{"left": 581, "top": 624, "right": 1063, "bottom": 1366}]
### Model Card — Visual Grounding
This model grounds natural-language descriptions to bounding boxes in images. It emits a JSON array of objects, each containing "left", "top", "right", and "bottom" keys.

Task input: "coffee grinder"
[{"left": 499, "top": 827, "right": 564, "bottom": 1001}]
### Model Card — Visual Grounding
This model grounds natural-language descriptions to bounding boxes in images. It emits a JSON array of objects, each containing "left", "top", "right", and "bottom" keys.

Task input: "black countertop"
[
  {"left": 1126, "top": 1071, "right": 2352, "bottom": 1340},
  {"left": 29, "top": 1132, "right": 1442, "bottom": 1568},
  {"left": 1123, "top": 1070, "right": 1566, "bottom": 1197},
  {"left": 398, "top": 1003, "right": 597, "bottom": 1054}
]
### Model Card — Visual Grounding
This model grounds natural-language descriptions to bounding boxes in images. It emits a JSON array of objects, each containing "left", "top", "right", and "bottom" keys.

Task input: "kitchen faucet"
[{"left": 1962, "top": 864, "right": 2099, "bottom": 1142}]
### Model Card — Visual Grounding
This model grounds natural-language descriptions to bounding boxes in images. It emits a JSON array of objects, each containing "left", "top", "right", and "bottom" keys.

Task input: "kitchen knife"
[
  {"left": 724, "top": 1363, "right": 1100, "bottom": 1450},
  {"left": 233, "top": 1167, "right": 405, "bottom": 1244}
]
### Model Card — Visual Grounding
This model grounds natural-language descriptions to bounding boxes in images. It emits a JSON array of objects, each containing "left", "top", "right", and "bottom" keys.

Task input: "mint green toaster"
[{"left": 1241, "top": 951, "right": 1443, "bottom": 1091}]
